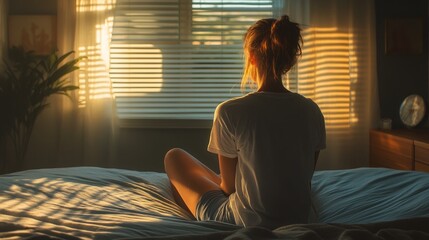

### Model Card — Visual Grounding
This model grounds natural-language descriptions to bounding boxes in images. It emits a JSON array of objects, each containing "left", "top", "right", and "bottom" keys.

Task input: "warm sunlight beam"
[
  {"left": 77, "top": 0, "right": 116, "bottom": 12},
  {"left": 1, "top": 176, "right": 196, "bottom": 232},
  {"left": 110, "top": 43, "right": 163, "bottom": 96},
  {"left": 76, "top": 15, "right": 114, "bottom": 107},
  {"left": 286, "top": 27, "right": 358, "bottom": 132}
]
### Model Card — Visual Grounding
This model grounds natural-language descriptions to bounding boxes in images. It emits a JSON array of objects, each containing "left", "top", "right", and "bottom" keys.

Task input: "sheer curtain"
[
  {"left": 71, "top": 0, "right": 117, "bottom": 166},
  {"left": 286, "top": 0, "right": 378, "bottom": 169},
  {"left": 31, "top": 0, "right": 117, "bottom": 168},
  {"left": 20, "top": 0, "right": 115, "bottom": 169}
]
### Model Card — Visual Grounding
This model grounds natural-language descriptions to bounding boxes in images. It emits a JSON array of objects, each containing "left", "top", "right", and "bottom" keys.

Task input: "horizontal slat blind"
[{"left": 111, "top": 0, "right": 275, "bottom": 121}]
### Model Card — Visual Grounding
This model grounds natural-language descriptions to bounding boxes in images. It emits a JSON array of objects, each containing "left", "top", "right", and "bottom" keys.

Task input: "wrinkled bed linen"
[
  {"left": 0, "top": 167, "right": 429, "bottom": 239},
  {"left": 132, "top": 217, "right": 429, "bottom": 240},
  {"left": 312, "top": 167, "right": 429, "bottom": 224},
  {"left": 0, "top": 167, "right": 238, "bottom": 239}
]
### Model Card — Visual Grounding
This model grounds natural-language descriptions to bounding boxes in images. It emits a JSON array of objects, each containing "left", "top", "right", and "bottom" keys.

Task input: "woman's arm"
[{"left": 218, "top": 154, "right": 238, "bottom": 196}]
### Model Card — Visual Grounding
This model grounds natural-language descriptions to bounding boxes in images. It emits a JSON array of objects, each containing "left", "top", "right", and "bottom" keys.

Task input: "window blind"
[{"left": 110, "top": 0, "right": 277, "bottom": 123}]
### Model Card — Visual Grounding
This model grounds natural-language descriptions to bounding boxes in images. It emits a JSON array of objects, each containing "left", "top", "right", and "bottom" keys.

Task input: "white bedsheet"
[
  {"left": 0, "top": 167, "right": 237, "bottom": 239},
  {"left": 1, "top": 167, "right": 429, "bottom": 239}
]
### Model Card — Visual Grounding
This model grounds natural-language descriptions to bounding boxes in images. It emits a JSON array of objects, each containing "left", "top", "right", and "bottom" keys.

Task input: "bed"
[{"left": 1, "top": 167, "right": 428, "bottom": 239}]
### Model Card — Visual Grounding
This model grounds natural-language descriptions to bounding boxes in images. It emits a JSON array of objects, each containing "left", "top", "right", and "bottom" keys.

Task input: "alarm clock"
[{"left": 399, "top": 94, "right": 426, "bottom": 128}]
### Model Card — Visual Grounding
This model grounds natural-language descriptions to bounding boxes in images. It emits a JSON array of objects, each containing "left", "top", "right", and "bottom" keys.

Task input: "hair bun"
[
  {"left": 279, "top": 15, "right": 290, "bottom": 24},
  {"left": 271, "top": 15, "right": 301, "bottom": 41},
  {"left": 269, "top": 15, "right": 302, "bottom": 79},
  {"left": 271, "top": 15, "right": 292, "bottom": 36}
]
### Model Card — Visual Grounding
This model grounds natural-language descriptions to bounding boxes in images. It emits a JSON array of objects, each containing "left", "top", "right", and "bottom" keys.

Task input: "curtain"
[
  {"left": 24, "top": 0, "right": 116, "bottom": 169},
  {"left": 60, "top": 0, "right": 117, "bottom": 167},
  {"left": 285, "top": 0, "right": 378, "bottom": 169}
]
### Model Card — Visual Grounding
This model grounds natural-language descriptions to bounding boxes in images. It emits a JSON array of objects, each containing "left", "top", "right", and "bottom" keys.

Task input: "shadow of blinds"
[
  {"left": 76, "top": 1, "right": 116, "bottom": 107},
  {"left": 286, "top": 27, "right": 358, "bottom": 133}
]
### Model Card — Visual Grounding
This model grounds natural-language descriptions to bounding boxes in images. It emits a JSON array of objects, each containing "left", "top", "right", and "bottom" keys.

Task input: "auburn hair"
[{"left": 241, "top": 15, "right": 302, "bottom": 90}]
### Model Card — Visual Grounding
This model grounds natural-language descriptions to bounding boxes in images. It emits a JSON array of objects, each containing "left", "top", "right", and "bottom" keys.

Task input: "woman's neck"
[{"left": 257, "top": 80, "right": 288, "bottom": 93}]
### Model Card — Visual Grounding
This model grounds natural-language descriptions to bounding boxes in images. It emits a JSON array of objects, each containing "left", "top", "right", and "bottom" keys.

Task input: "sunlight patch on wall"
[
  {"left": 285, "top": 27, "right": 358, "bottom": 132},
  {"left": 76, "top": 16, "right": 114, "bottom": 107}
]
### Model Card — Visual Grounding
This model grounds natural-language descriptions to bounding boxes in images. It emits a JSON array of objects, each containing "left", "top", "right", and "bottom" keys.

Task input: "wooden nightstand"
[
  {"left": 370, "top": 128, "right": 429, "bottom": 173},
  {"left": 415, "top": 140, "right": 429, "bottom": 172}
]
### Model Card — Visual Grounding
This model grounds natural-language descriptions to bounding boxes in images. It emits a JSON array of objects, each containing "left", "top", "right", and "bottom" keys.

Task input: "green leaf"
[{"left": 0, "top": 46, "right": 83, "bottom": 161}]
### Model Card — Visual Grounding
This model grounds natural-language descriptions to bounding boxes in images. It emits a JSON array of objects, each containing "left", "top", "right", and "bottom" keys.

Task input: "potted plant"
[{"left": 0, "top": 47, "right": 83, "bottom": 169}]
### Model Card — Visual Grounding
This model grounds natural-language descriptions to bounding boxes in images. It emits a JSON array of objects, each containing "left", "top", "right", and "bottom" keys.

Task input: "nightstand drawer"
[
  {"left": 370, "top": 147, "right": 413, "bottom": 170},
  {"left": 370, "top": 129, "right": 429, "bottom": 172},
  {"left": 415, "top": 141, "right": 429, "bottom": 165},
  {"left": 370, "top": 131, "right": 413, "bottom": 158}
]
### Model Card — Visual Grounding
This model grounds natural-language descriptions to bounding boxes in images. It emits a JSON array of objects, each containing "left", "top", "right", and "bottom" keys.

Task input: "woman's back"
[{"left": 208, "top": 91, "right": 325, "bottom": 228}]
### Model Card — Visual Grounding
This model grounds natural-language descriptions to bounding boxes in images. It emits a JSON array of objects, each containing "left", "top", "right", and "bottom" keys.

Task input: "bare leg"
[
  {"left": 164, "top": 148, "right": 221, "bottom": 217},
  {"left": 169, "top": 182, "right": 193, "bottom": 216}
]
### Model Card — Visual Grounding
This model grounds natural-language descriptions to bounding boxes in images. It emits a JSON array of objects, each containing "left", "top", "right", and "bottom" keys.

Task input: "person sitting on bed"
[{"left": 164, "top": 15, "right": 326, "bottom": 229}]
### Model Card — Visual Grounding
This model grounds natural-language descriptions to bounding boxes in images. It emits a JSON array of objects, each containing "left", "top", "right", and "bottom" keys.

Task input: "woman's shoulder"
[
  {"left": 216, "top": 91, "right": 321, "bottom": 112},
  {"left": 214, "top": 94, "right": 255, "bottom": 119},
  {"left": 217, "top": 93, "right": 254, "bottom": 108},
  {"left": 290, "top": 92, "right": 321, "bottom": 108}
]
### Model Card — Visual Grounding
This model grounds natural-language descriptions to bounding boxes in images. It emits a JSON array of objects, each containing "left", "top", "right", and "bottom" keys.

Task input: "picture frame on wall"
[
  {"left": 8, "top": 15, "right": 57, "bottom": 55},
  {"left": 385, "top": 17, "right": 423, "bottom": 55}
]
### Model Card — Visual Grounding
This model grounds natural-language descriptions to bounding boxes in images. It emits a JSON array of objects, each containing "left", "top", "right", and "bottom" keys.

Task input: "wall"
[
  {"left": 375, "top": 0, "right": 429, "bottom": 129},
  {"left": 8, "top": 0, "right": 56, "bottom": 14},
  {"left": 115, "top": 128, "right": 218, "bottom": 172}
]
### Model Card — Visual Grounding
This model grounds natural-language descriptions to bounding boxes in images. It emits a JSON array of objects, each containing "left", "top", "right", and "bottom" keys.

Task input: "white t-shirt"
[{"left": 207, "top": 91, "right": 326, "bottom": 229}]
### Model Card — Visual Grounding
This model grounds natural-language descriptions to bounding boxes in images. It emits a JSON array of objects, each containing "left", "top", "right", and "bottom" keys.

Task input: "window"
[{"left": 110, "top": 0, "right": 280, "bottom": 127}]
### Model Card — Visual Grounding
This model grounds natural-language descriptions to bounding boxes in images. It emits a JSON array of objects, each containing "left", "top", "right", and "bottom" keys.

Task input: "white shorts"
[{"left": 195, "top": 190, "right": 236, "bottom": 224}]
